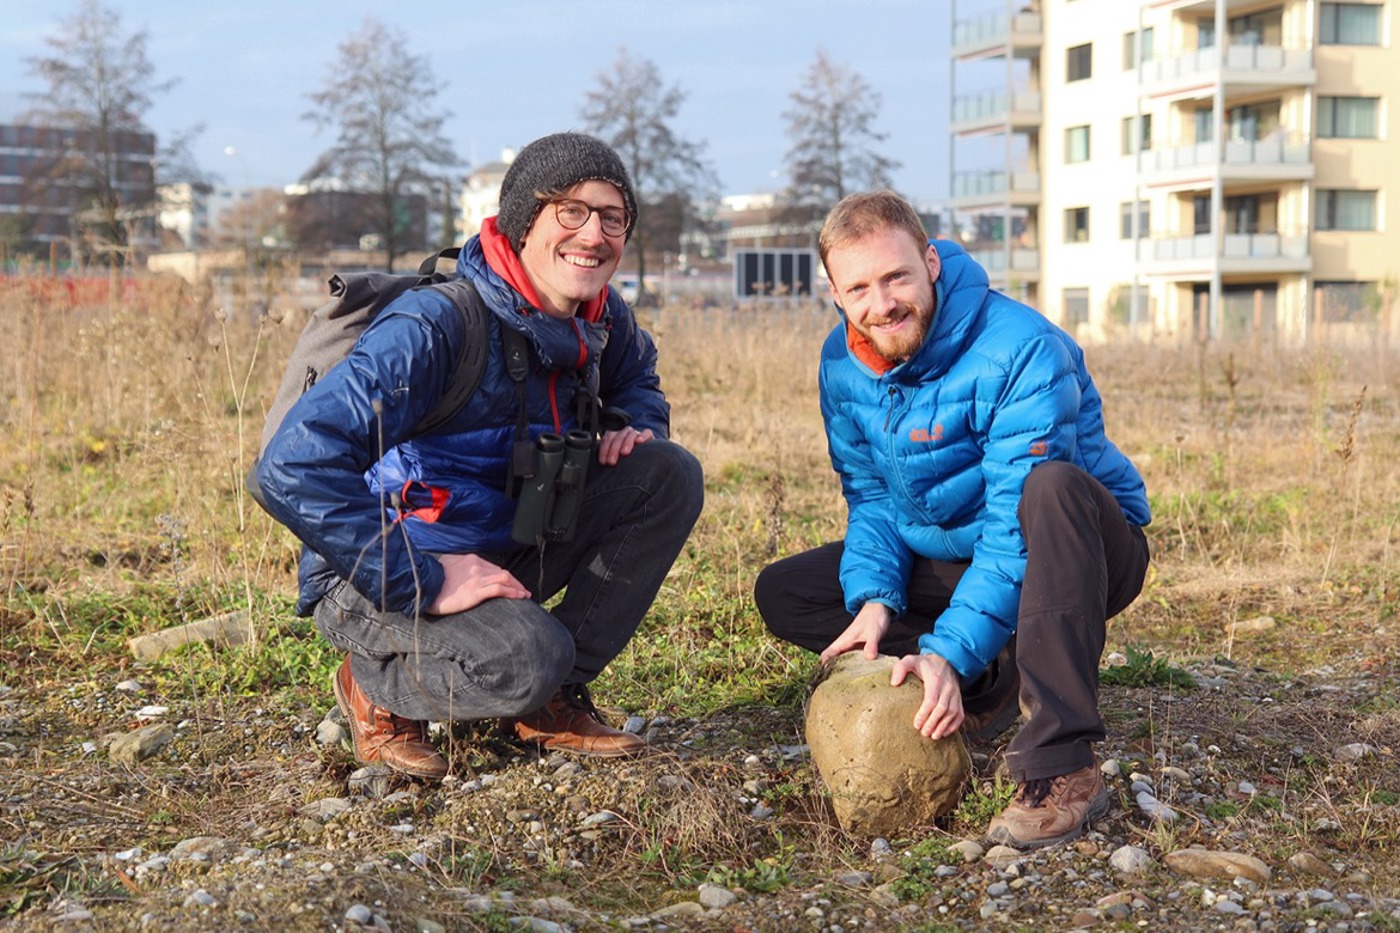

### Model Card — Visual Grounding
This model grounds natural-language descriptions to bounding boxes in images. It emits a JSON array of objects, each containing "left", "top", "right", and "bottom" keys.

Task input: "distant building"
[
  {"left": 283, "top": 177, "right": 429, "bottom": 260},
  {"left": 460, "top": 150, "right": 515, "bottom": 240},
  {"left": 949, "top": 0, "right": 1399, "bottom": 346},
  {"left": 0, "top": 121, "right": 157, "bottom": 260}
]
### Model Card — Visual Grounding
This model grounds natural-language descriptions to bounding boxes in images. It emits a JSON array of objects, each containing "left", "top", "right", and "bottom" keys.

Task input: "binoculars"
[{"left": 510, "top": 429, "right": 593, "bottom": 545}]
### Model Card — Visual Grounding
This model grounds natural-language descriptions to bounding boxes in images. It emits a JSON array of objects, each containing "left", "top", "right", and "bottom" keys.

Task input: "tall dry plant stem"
[{"left": 217, "top": 309, "right": 268, "bottom": 650}]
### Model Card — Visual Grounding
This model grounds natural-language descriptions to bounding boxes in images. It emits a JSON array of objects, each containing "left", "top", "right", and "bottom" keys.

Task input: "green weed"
[{"left": 1101, "top": 644, "right": 1196, "bottom": 689}]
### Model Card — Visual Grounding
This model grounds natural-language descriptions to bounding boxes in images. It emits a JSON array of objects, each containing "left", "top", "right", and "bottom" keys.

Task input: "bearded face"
[{"left": 824, "top": 228, "right": 940, "bottom": 364}]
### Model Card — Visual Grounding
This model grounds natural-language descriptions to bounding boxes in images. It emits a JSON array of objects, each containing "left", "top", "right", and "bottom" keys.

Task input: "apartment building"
[{"left": 949, "top": 0, "right": 1396, "bottom": 346}]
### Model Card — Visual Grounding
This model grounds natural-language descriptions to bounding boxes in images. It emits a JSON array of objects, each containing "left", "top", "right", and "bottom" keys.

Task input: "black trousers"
[{"left": 754, "top": 461, "right": 1149, "bottom": 783}]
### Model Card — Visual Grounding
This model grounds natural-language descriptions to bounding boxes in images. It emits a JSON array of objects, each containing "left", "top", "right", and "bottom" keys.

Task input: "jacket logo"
[
  {"left": 1029, "top": 441, "right": 1048, "bottom": 456},
  {"left": 910, "top": 424, "right": 944, "bottom": 443}
]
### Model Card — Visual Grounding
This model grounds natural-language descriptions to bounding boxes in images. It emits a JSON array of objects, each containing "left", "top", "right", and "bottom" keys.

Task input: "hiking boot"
[
  {"left": 505, "top": 684, "right": 646, "bottom": 758},
  {"left": 332, "top": 657, "right": 448, "bottom": 781},
  {"left": 985, "top": 764, "right": 1110, "bottom": 848},
  {"left": 961, "top": 653, "right": 1021, "bottom": 743}
]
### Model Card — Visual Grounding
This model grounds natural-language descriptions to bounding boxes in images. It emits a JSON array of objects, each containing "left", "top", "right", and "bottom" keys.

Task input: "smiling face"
[
  {"left": 518, "top": 179, "right": 626, "bottom": 319},
  {"left": 824, "top": 225, "right": 941, "bottom": 364}
]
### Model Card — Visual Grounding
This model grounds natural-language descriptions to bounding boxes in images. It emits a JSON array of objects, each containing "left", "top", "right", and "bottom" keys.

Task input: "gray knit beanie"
[{"left": 496, "top": 132, "right": 638, "bottom": 253}]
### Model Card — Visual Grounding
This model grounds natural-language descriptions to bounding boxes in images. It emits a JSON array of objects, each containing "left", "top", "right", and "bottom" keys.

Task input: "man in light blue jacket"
[{"left": 755, "top": 190, "right": 1150, "bottom": 848}]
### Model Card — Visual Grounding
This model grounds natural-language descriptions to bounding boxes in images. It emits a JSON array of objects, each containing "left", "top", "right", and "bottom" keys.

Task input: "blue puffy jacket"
[
  {"left": 820, "top": 240, "right": 1150, "bottom": 680},
  {"left": 255, "top": 235, "right": 670, "bottom": 616}
]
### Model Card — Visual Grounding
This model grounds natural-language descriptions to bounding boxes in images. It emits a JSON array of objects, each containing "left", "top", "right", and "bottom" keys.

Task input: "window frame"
[
  {"left": 1066, "top": 124, "right": 1091, "bottom": 163},
  {"left": 1067, "top": 42, "right": 1093, "bottom": 82},
  {"left": 1064, "top": 206, "right": 1090, "bottom": 243}
]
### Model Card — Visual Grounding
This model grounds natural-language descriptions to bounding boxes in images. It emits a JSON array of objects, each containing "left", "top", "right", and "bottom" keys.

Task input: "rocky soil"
[{"left": 2, "top": 656, "right": 1398, "bottom": 932}]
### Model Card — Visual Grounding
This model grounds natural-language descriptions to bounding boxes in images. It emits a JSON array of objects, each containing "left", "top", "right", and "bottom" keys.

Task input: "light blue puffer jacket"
[{"left": 820, "top": 239, "right": 1150, "bottom": 680}]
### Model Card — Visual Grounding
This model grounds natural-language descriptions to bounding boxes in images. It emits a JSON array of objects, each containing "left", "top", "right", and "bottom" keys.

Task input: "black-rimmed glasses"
[{"left": 550, "top": 198, "right": 632, "bottom": 237}]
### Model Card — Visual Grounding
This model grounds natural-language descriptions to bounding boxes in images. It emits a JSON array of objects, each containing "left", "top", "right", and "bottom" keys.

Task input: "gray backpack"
[{"left": 248, "top": 247, "right": 513, "bottom": 514}]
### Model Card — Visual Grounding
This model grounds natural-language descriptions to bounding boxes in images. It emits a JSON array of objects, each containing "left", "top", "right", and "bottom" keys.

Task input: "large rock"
[{"left": 805, "top": 654, "right": 971, "bottom": 836}]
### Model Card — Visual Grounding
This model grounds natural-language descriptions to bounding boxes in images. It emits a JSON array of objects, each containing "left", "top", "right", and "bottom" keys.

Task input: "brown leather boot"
[
  {"left": 505, "top": 684, "right": 646, "bottom": 758},
  {"left": 985, "top": 764, "right": 1110, "bottom": 848},
  {"left": 332, "top": 657, "right": 448, "bottom": 781}
]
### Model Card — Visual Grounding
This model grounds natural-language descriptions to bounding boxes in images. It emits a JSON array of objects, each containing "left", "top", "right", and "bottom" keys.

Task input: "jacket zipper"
[{"left": 882, "top": 385, "right": 898, "bottom": 432}]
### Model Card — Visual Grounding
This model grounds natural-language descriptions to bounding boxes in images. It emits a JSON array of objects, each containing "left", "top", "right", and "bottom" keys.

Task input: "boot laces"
[
  {"left": 1019, "top": 774, "right": 1066, "bottom": 808},
  {"left": 557, "top": 683, "right": 604, "bottom": 723}
]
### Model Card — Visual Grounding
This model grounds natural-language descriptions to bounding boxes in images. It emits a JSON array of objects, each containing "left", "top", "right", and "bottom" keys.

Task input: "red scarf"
[{"left": 480, "top": 217, "right": 607, "bottom": 323}]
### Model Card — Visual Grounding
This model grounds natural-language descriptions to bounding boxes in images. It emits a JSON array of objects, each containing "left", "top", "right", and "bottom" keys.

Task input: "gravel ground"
[{"left": 2, "top": 657, "right": 1398, "bottom": 932}]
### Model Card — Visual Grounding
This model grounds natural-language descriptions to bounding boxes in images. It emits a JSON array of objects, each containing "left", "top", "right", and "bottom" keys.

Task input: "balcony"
[
  {"left": 1146, "top": 228, "right": 1311, "bottom": 276},
  {"left": 969, "top": 247, "right": 1041, "bottom": 282},
  {"left": 952, "top": 9, "right": 1042, "bottom": 60},
  {"left": 1142, "top": 132, "right": 1314, "bottom": 187},
  {"left": 950, "top": 170, "right": 1041, "bottom": 210},
  {"left": 951, "top": 90, "right": 1042, "bottom": 135},
  {"left": 1143, "top": 44, "right": 1315, "bottom": 98}
]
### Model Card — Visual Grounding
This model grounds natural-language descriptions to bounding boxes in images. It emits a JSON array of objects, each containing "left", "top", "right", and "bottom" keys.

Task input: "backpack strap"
[{"left": 413, "top": 277, "right": 490, "bottom": 436}]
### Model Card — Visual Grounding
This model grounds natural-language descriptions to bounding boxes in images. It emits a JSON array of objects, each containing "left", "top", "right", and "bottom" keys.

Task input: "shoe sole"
[
  {"left": 986, "top": 788, "right": 1111, "bottom": 849},
  {"left": 332, "top": 666, "right": 446, "bottom": 781}
]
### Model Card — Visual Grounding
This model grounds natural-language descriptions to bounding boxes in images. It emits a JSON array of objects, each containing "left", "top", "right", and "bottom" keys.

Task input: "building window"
[
  {"left": 1122, "top": 27, "right": 1155, "bottom": 69},
  {"left": 1318, "top": 96, "right": 1380, "bottom": 138},
  {"left": 1316, "top": 189, "right": 1378, "bottom": 230},
  {"left": 1193, "top": 195, "right": 1212, "bottom": 235},
  {"left": 1320, "top": 3, "right": 1382, "bottom": 45},
  {"left": 1120, "top": 114, "right": 1153, "bottom": 154},
  {"left": 1064, "top": 207, "right": 1090, "bottom": 242},
  {"left": 1315, "top": 281, "right": 1380, "bottom": 322},
  {"left": 1066, "top": 125, "right": 1091, "bottom": 163},
  {"left": 1067, "top": 43, "right": 1092, "bottom": 82},
  {"left": 1064, "top": 288, "right": 1090, "bottom": 326},
  {"left": 1119, "top": 200, "right": 1150, "bottom": 239}
]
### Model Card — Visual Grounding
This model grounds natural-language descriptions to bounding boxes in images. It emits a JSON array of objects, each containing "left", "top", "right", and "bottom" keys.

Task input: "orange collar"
[{"left": 846, "top": 325, "right": 897, "bottom": 374}]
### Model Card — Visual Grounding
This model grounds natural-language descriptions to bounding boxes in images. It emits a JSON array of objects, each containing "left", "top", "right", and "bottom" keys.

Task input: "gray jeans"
[{"left": 315, "top": 439, "right": 704, "bottom": 722}]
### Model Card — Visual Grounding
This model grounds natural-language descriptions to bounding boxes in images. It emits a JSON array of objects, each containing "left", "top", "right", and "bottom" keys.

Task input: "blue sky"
[{"left": 0, "top": 1, "right": 953, "bottom": 203}]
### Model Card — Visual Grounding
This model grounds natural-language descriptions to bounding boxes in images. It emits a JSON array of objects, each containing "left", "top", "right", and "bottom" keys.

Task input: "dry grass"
[{"left": 1, "top": 274, "right": 1398, "bottom": 926}]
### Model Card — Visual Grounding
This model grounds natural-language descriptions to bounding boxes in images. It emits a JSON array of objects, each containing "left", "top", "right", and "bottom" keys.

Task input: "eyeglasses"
[{"left": 550, "top": 198, "right": 632, "bottom": 237}]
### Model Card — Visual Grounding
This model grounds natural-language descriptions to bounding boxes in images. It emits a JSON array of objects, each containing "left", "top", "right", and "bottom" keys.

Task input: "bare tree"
[
  {"left": 782, "top": 49, "right": 900, "bottom": 213},
  {"left": 303, "top": 18, "right": 459, "bottom": 272},
  {"left": 24, "top": 0, "right": 181, "bottom": 265},
  {"left": 580, "top": 48, "right": 717, "bottom": 304}
]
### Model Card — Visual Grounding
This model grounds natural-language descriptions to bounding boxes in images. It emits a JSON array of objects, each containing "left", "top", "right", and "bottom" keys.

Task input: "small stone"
[
  {"left": 651, "top": 901, "right": 704, "bottom": 919},
  {"left": 346, "top": 904, "right": 374, "bottom": 925},
  {"left": 114, "top": 679, "right": 143, "bottom": 693},
  {"left": 108, "top": 723, "right": 175, "bottom": 764},
  {"left": 134, "top": 705, "right": 169, "bottom": 719},
  {"left": 1236, "top": 780, "right": 1257, "bottom": 796},
  {"left": 1287, "top": 851, "right": 1335, "bottom": 876},
  {"left": 987, "top": 881, "right": 1011, "bottom": 897},
  {"left": 1165, "top": 849, "right": 1271, "bottom": 885},
  {"left": 833, "top": 870, "right": 872, "bottom": 887},
  {"left": 315, "top": 720, "right": 348, "bottom": 746},
  {"left": 1109, "top": 845, "right": 1153, "bottom": 875},
  {"left": 984, "top": 845, "right": 1022, "bottom": 868},
  {"left": 869, "top": 838, "right": 892, "bottom": 858},
  {"left": 1070, "top": 909, "right": 1101, "bottom": 926},
  {"left": 581, "top": 810, "right": 618, "bottom": 826},
  {"left": 697, "top": 884, "right": 737, "bottom": 909},
  {"left": 749, "top": 803, "right": 773, "bottom": 819},
  {"left": 948, "top": 840, "right": 985, "bottom": 863},
  {"left": 1135, "top": 791, "right": 1178, "bottom": 823},
  {"left": 347, "top": 765, "right": 393, "bottom": 798},
  {"left": 1212, "top": 899, "right": 1245, "bottom": 915},
  {"left": 743, "top": 754, "right": 762, "bottom": 769},
  {"left": 623, "top": 715, "right": 646, "bottom": 734},
  {"left": 183, "top": 889, "right": 217, "bottom": 908},
  {"left": 300, "top": 797, "right": 352, "bottom": 822},
  {"left": 1336, "top": 743, "right": 1377, "bottom": 761},
  {"left": 1099, "top": 758, "right": 1121, "bottom": 777},
  {"left": 171, "top": 837, "right": 233, "bottom": 862},
  {"left": 415, "top": 920, "right": 447, "bottom": 933}
]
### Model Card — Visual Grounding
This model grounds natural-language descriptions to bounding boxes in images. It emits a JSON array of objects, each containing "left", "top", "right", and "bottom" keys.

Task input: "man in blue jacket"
[
  {"left": 256, "top": 133, "right": 703, "bottom": 779},
  {"left": 755, "top": 190, "right": 1150, "bottom": 848}
]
